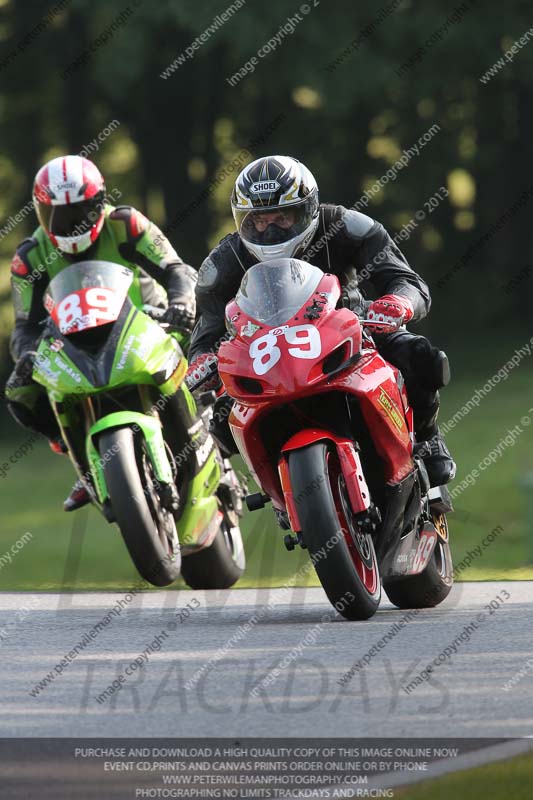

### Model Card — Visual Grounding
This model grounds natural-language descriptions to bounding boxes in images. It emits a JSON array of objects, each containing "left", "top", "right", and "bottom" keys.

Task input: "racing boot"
[
  {"left": 415, "top": 393, "right": 456, "bottom": 487},
  {"left": 64, "top": 479, "right": 91, "bottom": 512}
]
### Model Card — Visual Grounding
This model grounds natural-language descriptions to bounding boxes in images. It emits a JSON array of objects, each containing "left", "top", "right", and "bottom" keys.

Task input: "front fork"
[{"left": 277, "top": 429, "right": 372, "bottom": 533}]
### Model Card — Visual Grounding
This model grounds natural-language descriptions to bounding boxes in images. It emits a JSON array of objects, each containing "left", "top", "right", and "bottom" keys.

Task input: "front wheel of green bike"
[{"left": 100, "top": 427, "right": 181, "bottom": 587}]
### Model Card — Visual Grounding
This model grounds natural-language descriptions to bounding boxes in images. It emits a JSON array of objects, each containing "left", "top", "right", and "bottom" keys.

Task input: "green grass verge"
[
  {"left": 1, "top": 357, "right": 532, "bottom": 589},
  {"left": 397, "top": 753, "right": 533, "bottom": 799}
]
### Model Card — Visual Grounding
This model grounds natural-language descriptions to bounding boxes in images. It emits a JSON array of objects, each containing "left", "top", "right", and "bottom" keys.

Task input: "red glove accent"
[
  {"left": 11, "top": 253, "right": 29, "bottom": 277},
  {"left": 186, "top": 353, "right": 221, "bottom": 392},
  {"left": 366, "top": 294, "right": 414, "bottom": 333}
]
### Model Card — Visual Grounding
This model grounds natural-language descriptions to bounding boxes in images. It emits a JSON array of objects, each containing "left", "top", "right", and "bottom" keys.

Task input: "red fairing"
[
  {"left": 334, "top": 351, "right": 413, "bottom": 483},
  {"left": 280, "top": 429, "right": 371, "bottom": 525},
  {"left": 218, "top": 270, "right": 415, "bottom": 517},
  {"left": 220, "top": 273, "right": 361, "bottom": 403}
]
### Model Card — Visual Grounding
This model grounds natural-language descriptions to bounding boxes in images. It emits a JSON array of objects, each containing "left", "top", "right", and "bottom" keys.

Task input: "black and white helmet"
[{"left": 231, "top": 155, "right": 319, "bottom": 261}]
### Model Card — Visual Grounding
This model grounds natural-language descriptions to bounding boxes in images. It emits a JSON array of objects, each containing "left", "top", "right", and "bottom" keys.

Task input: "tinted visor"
[
  {"left": 235, "top": 197, "right": 317, "bottom": 246},
  {"left": 37, "top": 191, "right": 105, "bottom": 237}
]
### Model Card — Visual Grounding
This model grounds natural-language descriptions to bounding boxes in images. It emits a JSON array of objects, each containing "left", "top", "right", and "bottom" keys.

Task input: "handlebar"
[
  {"left": 179, "top": 298, "right": 402, "bottom": 396},
  {"left": 353, "top": 299, "right": 404, "bottom": 332},
  {"left": 142, "top": 304, "right": 167, "bottom": 321},
  {"left": 142, "top": 304, "right": 192, "bottom": 347}
]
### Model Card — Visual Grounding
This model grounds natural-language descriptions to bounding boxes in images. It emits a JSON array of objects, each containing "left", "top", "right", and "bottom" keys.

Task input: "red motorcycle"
[{"left": 209, "top": 259, "right": 453, "bottom": 620}]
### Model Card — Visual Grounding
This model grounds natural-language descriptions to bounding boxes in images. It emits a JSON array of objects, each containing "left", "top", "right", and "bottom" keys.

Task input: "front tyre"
[
  {"left": 288, "top": 442, "right": 381, "bottom": 620},
  {"left": 100, "top": 427, "right": 181, "bottom": 587}
]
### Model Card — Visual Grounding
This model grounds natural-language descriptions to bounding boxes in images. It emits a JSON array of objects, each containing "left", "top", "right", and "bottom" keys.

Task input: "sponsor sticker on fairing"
[{"left": 240, "top": 321, "right": 261, "bottom": 337}]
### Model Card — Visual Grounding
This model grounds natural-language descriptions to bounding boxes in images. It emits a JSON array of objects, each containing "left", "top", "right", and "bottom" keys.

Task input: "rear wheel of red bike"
[
  {"left": 288, "top": 442, "right": 381, "bottom": 620},
  {"left": 383, "top": 510, "right": 453, "bottom": 609}
]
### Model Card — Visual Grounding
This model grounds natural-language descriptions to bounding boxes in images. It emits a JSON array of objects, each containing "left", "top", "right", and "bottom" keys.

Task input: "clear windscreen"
[
  {"left": 235, "top": 259, "right": 323, "bottom": 326},
  {"left": 44, "top": 261, "right": 133, "bottom": 334}
]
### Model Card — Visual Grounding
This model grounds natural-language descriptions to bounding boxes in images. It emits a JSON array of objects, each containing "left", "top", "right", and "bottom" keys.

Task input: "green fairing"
[
  {"left": 86, "top": 411, "right": 174, "bottom": 502},
  {"left": 179, "top": 454, "right": 220, "bottom": 550},
  {"left": 25, "top": 273, "right": 221, "bottom": 552},
  {"left": 31, "top": 308, "right": 183, "bottom": 401},
  {"left": 110, "top": 308, "right": 181, "bottom": 388},
  {"left": 32, "top": 339, "right": 94, "bottom": 400},
  {"left": 85, "top": 410, "right": 220, "bottom": 549}
]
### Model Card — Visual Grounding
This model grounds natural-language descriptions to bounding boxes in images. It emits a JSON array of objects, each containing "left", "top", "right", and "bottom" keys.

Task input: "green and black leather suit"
[{"left": 6, "top": 204, "right": 196, "bottom": 438}]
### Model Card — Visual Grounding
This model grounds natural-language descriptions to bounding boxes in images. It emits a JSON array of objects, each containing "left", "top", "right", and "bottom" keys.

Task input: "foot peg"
[
  {"left": 245, "top": 492, "right": 270, "bottom": 511},
  {"left": 284, "top": 532, "right": 306, "bottom": 551}
]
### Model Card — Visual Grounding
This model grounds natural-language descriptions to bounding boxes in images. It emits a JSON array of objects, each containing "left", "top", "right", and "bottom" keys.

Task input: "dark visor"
[
  {"left": 37, "top": 191, "right": 105, "bottom": 236},
  {"left": 235, "top": 197, "right": 317, "bottom": 246}
]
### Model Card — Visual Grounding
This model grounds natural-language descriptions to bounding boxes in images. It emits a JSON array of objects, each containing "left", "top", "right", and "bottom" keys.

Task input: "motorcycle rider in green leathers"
[{"left": 5, "top": 155, "right": 197, "bottom": 511}]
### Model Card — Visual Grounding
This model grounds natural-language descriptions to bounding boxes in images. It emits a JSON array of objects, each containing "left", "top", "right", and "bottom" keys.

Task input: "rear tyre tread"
[
  {"left": 180, "top": 525, "right": 244, "bottom": 590},
  {"left": 383, "top": 531, "right": 453, "bottom": 610}
]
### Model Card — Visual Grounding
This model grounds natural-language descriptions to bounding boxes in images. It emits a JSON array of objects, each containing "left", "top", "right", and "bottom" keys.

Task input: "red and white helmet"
[{"left": 33, "top": 155, "right": 106, "bottom": 254}]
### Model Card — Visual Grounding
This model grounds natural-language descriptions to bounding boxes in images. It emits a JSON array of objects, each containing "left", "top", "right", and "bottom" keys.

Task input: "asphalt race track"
[{"left": 0, "top": 581, "right": 531, "bottom": 737}]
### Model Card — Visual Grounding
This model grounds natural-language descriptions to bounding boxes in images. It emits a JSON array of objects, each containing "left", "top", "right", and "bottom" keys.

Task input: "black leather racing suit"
[{"left": 190, "top": 204, "right": 452, "bottom": 477}]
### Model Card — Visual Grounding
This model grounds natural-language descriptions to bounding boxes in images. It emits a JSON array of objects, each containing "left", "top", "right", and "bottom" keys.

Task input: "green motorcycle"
[{"left": 28, "top": 260, "right": 245, "bottom": 588}]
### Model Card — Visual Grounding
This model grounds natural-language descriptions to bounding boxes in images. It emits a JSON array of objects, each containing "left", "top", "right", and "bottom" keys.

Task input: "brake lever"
[
  {"left": 142, "top": 303, "right": 166, "bottom": 321},
  {"left": 359, "top": 319, "right": 404, "bottom": 332}
]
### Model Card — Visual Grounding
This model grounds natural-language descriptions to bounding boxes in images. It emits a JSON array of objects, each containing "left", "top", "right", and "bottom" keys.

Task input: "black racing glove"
[
  {"left": 13, "top": 350, "right": 38, "bottom": 385},
  {"left": 161, "top": 300, "right": 196, "bottom": 334}
]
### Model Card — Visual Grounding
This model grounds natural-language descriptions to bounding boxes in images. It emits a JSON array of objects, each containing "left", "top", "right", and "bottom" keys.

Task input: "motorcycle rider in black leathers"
[{"left": 187, "top": 155, "right": 455, "bottom": 488}]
